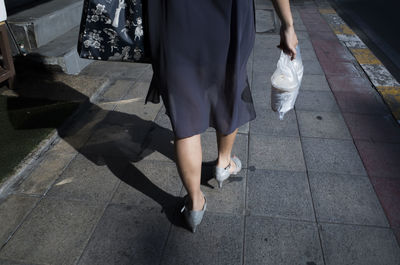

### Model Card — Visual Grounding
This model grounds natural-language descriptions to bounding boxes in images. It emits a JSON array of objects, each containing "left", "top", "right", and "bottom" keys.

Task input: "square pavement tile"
[
  {"left": 77, "top": 204, "right": 170, "bottom": 265},
  {"left": 160, "top": 213, "right": 244, "bottom": 265},
  {"left": 295, "top": 90, "right": 340, "bottom": 112},
  {"left": 301, "top": 74, "right": 331, "bottom": 91},
  {"left": 355, "top": 141, "right": 400, "bottom": 179},
  {"left": 110, "top": 160, "right": 183, "bottom": 214},
  {"left": 297, "top": 110, "right": 352, "bottom": 139},
  {"left": 249, "top": 135, "right": 306, "bottom": 172},
  {"left": 0, "top": 197, "right": 103, "bottom": 265},
  {"left": 309, "top": 172, "right": 389, "bottom": 226},
  {"left": 250, "top": 108, "right": 299, "bottom": 137},
  {"left": 369, "top": 177, "right": 400, "bottom": 228},
  {"left": 244, "top": 216, "right": 324, "bottom": 265},
  {"left": 302, "top": 138, "right": 367, "bottom": 175},
  {"left": 46, "top": 153, "right": 120, "bottom": 204},
  {"left": 0, "top": 195, "right": 39, "bottom": 247},
  {"left": 320, "top": 223, "right": 400, "bottom": 265},
  {"left": 247, "top": 169, "right": 315, "bottom": 221}
]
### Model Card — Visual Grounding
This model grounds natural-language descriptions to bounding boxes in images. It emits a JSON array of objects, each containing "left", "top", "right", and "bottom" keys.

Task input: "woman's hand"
[{"left": 277, "top": 24, "right": 298, "bottom": 60}]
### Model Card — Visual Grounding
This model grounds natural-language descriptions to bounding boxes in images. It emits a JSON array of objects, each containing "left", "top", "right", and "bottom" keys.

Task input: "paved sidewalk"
[{"left": 1, "top": 0, "right": 400, "bottom": 264}]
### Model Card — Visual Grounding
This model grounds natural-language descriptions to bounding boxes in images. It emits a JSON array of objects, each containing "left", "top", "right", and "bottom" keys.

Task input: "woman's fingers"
[{"left": 278, "top": 26, "right": 298, "bottom": 60}]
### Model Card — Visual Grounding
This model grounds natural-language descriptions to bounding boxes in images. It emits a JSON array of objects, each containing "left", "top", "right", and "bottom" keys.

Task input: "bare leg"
[
  {"left": 175, "top": 133, "right": 205, "bottom": 211},
  {"left": 216, "top": 128, "right": 238, "bottom": 173}
]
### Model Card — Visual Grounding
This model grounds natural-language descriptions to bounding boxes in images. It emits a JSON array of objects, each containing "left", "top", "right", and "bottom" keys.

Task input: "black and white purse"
[{"left": 77, "top": 0, "right": 151, "bottom": 63}]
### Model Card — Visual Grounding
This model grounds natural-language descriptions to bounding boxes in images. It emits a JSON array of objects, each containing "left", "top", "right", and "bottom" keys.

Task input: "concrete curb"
[{"left": 318, "top": 7, "right": 400, "bottom": 123}]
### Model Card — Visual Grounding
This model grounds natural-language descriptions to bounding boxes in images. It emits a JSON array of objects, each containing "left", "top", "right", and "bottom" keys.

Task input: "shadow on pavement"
[{"left": 5, "top": 57, "right": 217, "bottom": 231}]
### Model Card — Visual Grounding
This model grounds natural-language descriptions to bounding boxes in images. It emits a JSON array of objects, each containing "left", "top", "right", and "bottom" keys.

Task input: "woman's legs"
[
  {"left": 216, "top": 128, "right": 239, "bottom": 173},
  {"left": 174, "top": 128, "right": 239, "bottom": 211},
  {"left": 175, "top": 133, "right": 205, "bottom": 211}
]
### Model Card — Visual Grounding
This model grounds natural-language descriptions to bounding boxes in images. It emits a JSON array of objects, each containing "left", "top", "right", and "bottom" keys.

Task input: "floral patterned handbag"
[{"left": 77, "top": 0, "right": 151, "bottom": 63}]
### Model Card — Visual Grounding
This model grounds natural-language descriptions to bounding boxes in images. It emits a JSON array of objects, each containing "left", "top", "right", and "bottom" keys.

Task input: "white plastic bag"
[{"left": 270, "top": 45, "right": 304, "bottom": 120}]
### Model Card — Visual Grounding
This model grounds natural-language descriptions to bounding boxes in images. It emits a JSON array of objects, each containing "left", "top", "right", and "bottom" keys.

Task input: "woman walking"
[{"left": 144, "top": 0, "right": 298, "bottom": 232}]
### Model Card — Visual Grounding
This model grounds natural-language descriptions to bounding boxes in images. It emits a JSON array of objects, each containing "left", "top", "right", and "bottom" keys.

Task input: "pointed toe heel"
[
  {"left": 214, "top": 155, "right": 242, "bottom": 188},
  {"left": 180, "top": 192, "right": 207, "bottom": 233}
]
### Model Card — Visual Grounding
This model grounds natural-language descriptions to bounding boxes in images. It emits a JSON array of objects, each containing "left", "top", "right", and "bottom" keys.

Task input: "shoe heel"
[
  {"left": 214, "top": 155, "right": 242, "bottom": 188},
  {"left": 217, "top": 180, "right": 223, "bottom": 188}
]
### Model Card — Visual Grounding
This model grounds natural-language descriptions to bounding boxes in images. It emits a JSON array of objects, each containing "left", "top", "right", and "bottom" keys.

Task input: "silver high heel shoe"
[
  {"left": 214, "top": 155, "right": 242, "bottom": 188},
  {"left": 180, "top": 192, "right": 207, "bottom": 233}
]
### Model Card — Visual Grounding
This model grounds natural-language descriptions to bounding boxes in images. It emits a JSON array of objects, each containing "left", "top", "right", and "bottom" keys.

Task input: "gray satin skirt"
[{"left": 145, "top": 0, "right": 257, "bottom": 139}]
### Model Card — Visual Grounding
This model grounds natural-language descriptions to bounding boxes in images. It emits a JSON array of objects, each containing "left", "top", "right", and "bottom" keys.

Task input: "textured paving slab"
[
  {"left": 247, "top": 169, "right": 314, "bottom": 221},
  {"left": 77, "top": 204, "right": 170, "bottom": 265},
  {"left": 302, "top": 137, "right": 367, "bottom": 175},
  {"left": 250, "top": 108, "right": 299, "bottom": 137},
  {"left": 297, "top": 110, "right": 351, "bottom": 139},
  {"left": 244, "top": 216, "right": 324, "bottom": 265},
  {"left": 0, "top": 197, "right": 103, "bottom": 265},
  {"left": 309, "top": 172, "right": 388, "bottom": 226},
  {"left": 320, "top": 223, "right": 400, "bottom": 265},
  {"left": 295, "top": 90, "right": 341, "bottom": 112},
  {"left": 249, "top": 135, "right": 306, "bottom": 172},
  {"left": 161, "top": 213, "right": 244, "bottom": 265}
]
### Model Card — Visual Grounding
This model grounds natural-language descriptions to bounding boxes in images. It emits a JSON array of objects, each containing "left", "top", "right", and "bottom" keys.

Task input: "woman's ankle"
[
  {"left": 216, "top": 155, "right": 231, "bottom": 168},
  {"left": 190, "top": 191, "right": 205, "bottom": 211}
]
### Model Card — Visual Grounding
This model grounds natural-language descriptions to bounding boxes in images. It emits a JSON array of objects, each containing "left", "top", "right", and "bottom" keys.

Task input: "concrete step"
[
  {"left": 8, "top": 0, "right": 83, "bottom": 51},
  {"left": 27, "top": 25, "right": 93, "bottom": 75}
]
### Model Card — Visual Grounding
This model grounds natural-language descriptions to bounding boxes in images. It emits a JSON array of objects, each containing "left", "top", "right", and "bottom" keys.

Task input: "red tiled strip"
[{"left": 298, "top": 5, "right": 400, "bottom": 247}]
